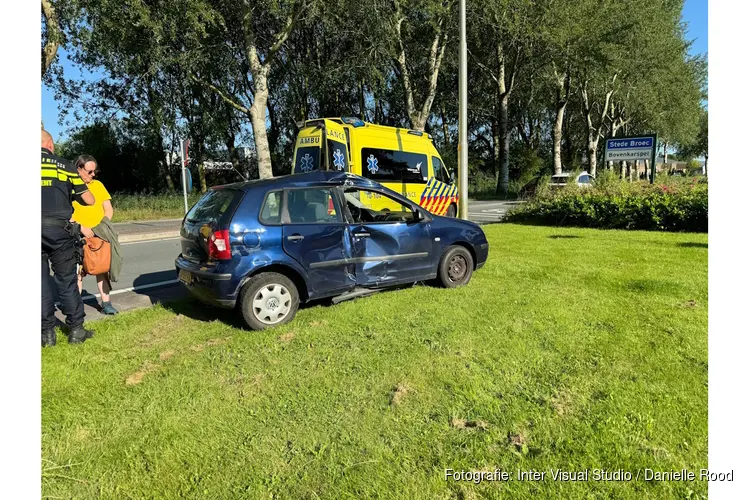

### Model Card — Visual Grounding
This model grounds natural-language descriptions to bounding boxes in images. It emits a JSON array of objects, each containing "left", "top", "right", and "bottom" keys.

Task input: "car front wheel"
[
  {"left": 436, "top": 245, "right": 474, "bottom": 288},
  {"left": 239, "top": 272, "right": 299, "bottom": 330}
]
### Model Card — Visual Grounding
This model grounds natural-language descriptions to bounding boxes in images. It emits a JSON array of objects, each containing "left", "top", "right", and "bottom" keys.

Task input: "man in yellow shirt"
[{"left": 71, "top": 155, "right": 118, "bottom": 315}]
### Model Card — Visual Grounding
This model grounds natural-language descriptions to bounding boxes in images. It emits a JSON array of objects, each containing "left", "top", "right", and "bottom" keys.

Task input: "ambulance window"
[
  {"left": 327, "top": 140, "right": 349, "bottom": 172},
  {"left": 361, "top": 148, "right": 428, "bottom": 184},
  {"left": 432, "top": 157, "right": 450, "bottom": 183},
  {"left": 295, "top": 147, "right": 320, "bottom": 173}
]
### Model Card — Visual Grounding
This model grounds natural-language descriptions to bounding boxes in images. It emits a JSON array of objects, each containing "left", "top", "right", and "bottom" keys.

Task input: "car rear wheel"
[
  {"left": 239, "top": 272, "right": 299, "bottom": 330},
  {"left": 436, "top": 245, "right": 474, "bottom": 288},
  {"left": 446, "top": 203, "right": 457, "bottom": 218}
]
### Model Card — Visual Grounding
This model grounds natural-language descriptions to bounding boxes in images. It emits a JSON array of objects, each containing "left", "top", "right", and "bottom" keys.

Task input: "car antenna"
[{"left": 232, "top": 165, "right": 248, "bottom": 182}]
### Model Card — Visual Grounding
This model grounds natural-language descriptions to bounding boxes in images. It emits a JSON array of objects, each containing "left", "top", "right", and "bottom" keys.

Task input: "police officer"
[{"left": 42, "top": 129, "right": 96, "bottom": 346}]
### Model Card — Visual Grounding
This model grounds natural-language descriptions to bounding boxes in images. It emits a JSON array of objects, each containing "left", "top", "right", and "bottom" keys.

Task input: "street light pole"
[{"left": 458, "top": 0, "right": 469, "bottom": 220}]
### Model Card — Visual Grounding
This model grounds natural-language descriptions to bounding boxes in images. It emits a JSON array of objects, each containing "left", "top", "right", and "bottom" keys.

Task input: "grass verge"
[
  {"left": 42, "top": 224, "right": 708, "bottom": 499},
  {"left": 111, "top": 193, "right": 202, "bottom": 222}
]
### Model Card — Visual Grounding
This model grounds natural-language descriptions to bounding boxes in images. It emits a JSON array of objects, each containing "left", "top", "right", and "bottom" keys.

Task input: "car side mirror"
[{"left": 412, "top": 208, "right": 424, "bottom": 222}]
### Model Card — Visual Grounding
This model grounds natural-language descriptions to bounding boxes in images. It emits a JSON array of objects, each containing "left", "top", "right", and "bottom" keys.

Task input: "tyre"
[
  {"left": 436, "top": 245, "right": 474, "bottom": 288},
  {"left": 446, "top": 203, "right": 457, "bottom": 218},
  {"left": 239, "top": 272, "right": 299, "bottom": 330}
]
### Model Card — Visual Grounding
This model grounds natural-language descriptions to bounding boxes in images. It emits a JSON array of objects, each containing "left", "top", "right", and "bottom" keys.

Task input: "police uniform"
[{"left": 42, "top": 147, "right": 91, "bottom": 345}]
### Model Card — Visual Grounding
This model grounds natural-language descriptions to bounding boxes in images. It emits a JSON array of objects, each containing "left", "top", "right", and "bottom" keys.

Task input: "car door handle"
[
  {"left": 287, "top": 234, "right": 305, "bottom": 242},
  {"left": 354, "top": 232, "right": 370, "bottom": 238}
]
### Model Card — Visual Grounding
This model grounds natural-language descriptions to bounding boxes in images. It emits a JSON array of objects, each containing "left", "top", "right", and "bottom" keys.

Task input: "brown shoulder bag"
[{"left": 83, "top": 236, "right": 111, "bottom": 276}]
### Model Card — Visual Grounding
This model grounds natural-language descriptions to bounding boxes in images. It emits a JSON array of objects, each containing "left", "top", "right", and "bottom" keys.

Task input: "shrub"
[
  {"left": 469, "top": 169, "right": 498, "bottom": 197},
  {"left": 505, "top": 177, "right": 708, "bottom": 232}
]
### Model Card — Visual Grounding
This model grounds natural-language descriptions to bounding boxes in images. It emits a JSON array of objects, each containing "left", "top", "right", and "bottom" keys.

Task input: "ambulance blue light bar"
[{"left": 341, "top": 117, "right": 365, "bottom": 127}]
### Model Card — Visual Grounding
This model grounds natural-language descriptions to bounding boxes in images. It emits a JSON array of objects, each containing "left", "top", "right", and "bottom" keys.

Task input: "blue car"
[{"left": 175, "top": 171, "right": 489, "bottom": 330}]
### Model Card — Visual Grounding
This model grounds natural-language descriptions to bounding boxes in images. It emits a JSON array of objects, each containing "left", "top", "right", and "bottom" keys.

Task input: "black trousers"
[{"left": 42, "top": 223, "right": 85, "bottom": 331}]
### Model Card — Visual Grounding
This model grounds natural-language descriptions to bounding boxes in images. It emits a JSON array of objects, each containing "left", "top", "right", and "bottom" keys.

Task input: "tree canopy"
[{"left": 44, "top": 0, "right": 706, "bottom": 192}]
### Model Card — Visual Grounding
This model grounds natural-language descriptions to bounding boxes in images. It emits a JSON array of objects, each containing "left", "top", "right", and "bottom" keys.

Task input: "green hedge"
[{"left": 505, "top": 176, "right": 708, "bottom": 232}]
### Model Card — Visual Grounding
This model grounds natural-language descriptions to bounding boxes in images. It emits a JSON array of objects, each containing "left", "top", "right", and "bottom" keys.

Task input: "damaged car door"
[
  {"left": 281, "top": 187, "right": 356, "bottom": 298},
  {"left": 343, "top": 186, "right": 434, "bottom": 286}
]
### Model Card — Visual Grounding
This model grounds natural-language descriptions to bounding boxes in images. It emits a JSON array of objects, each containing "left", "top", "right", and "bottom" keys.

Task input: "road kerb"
[{"left": 119, "top": 231, "right": 181, "bottom": 243}]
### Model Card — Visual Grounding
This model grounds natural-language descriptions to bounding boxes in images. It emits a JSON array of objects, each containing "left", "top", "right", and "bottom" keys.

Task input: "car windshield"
[
  {"left": 344, "top": 191, "right": 366, "bottom": 208},
  {"left": 551, "top": 176, "right": 569, "bottom": 183}
]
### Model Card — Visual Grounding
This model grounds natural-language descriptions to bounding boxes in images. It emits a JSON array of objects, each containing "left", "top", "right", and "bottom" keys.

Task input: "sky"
[{"left": 41, "top": 1, "right": 709, "bottom": 141}]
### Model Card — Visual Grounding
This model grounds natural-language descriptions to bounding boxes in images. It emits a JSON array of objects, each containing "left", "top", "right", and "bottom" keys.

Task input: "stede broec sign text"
[
  {"left": 607, "top": 138, "right": 653, "bottom": 149},
  {"left": 604, "top": 133, "right": 657, "bottom": 182}
]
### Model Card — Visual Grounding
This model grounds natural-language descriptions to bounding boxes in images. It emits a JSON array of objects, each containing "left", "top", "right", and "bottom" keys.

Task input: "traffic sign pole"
[{"left": 650, "top": 134, "right": 657, "bottom": 184}]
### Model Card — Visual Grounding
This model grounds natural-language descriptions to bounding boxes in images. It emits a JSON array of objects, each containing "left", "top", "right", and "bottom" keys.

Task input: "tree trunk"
[
  {"left": 620, "top": 161, "right": 627, "bottom": 179},
  {"left": 163, "top": 151, "right": 176, "bottom": 191},
  {"left": 495, "top": 94, "right": 510, "bottom": 195},
  {"left": 249, "top": 66, "right": 273, "bottom": 179},
  {"left": 553, "top": 103, "right": 567, "bottom": 175},
  {"left": 198, "top": 163, "right": 207, "bottom": 193},
  {"left": 441, "top": 102, "right": 450, "bottom": 148},
  {"left": 563, "top": 112, "right": 573, "bottom": 169},
  {"left": 492, "top": 117, "right": 500, "bottom": 179},
  {"left": 145, "top": 86, "right": 174, "bottom": 191},
  {"left": 267, "top": 100, "right": 280, "bottom": 173},
  {"left": 41, "top": 0, "right": 60, "bottom": 76},
  {"left": 226, "top": 135, "right": 240, "bottom": 173},
  {"left": 553, "top": 70, "right": 569, "bottom": 175},
  {"left": 581, "top": 82, "right": 614, "bottom": 178},
  {"left": 394, "top": 9, "right": 447, "bottom": 131},
  {"left": 359, "top": 78, "right": 366, "bottom": 121},
  {"left": 663, "top": 142, "right": 669, "bottom": 165},
  {"left": 494, "top": 42, "right": 514, "bottom": 195},
  {"left": 587, "top": 131, "right": 599, "bottom": 177}
]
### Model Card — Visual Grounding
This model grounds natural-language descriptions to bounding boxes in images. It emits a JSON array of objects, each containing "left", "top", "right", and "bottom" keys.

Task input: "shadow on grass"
[
  {"left": 157, "top": 283, "right": 423, "bottom": 330},
  {"left": 161, "top": 297, "right": 248, "bottom": 330},
  {"left": 548, "top": 235, "right": 582, "bottom": 239},
  {"left": 625, "top": 278, "right": 679, "bottom": 294},
  {"left": 677, "top": 242, "right": 708, "bottom": 249},
  {"left": 158, "top": 295, "right": 342, "bottom": 331}
]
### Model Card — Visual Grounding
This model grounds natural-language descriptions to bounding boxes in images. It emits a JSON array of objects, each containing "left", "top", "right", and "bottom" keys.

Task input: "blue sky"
[{"left": 41, "top": 0, "right": 709, "bottom": 141}]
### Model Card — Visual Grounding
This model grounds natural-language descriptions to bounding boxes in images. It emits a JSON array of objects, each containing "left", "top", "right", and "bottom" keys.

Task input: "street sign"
[
  {"left": 203, "top": 161, "right": 234, "bottom": 171},
  {"left": 604, "top": 134, "right": 658, "bottom": 183},
  {"left": 181, "top": 139, "right": 191, "bottom": 166}
]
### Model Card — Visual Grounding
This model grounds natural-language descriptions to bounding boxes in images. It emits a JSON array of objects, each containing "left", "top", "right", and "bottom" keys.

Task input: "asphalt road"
[
  {"left": 468, "top": 199, "right": 525, "bottom": 222},
  {"left": 53, "top": 199, "right": 521, "bottom": 324},
  {"left": 80, "top": 237, "right": 182, "bottom": 297},
  {"left": 52, "top": 237, "right": 184, "bottom": 324}
]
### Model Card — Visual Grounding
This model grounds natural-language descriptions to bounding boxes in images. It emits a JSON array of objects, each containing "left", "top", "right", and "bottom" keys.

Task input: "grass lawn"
[
  {"left": 111, "top": 193, "right": 202, "bottom": 222},
  {"left": 110, "top": 193, "right": 519, "bottom": 222},
  {"left": 42, "top": 224, "right": 708, "bottom": 499}
]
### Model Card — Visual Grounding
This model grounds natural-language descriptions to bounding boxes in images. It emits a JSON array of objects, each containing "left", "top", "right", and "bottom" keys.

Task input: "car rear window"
[
  {"left": 551, "top": 176, "right": 569, "bottom": 183},
  {"left": 186, "top": 188, "right": 243, "bottom": 225}
]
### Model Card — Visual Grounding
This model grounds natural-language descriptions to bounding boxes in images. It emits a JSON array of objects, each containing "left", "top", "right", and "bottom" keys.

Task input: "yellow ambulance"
[{"left": 292, "top": 117, "right": 459, "bottom": 217}]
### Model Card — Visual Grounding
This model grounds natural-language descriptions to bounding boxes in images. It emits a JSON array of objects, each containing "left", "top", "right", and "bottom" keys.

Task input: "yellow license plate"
[{"left": 178, "top": 269, "right": 193, "bottom": 284}]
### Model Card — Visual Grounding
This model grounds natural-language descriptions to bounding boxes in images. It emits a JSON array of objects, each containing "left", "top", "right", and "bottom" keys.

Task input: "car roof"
[
  {"left": 551, "top": 171, "right": 591, "bottom": 178},
  {"left": 213, "top": 170, "right": 383, "bottom": 192}
]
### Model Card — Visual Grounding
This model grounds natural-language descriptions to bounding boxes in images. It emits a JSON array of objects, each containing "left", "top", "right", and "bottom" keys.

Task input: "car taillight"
[{"left": 208, "top": 229, "right": 232, "bottom": 260}]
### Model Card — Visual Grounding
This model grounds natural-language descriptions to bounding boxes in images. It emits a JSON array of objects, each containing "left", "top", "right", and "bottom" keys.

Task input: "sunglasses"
[{"left": 81, "top": 168, "right": 98, "bottom": 175}]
